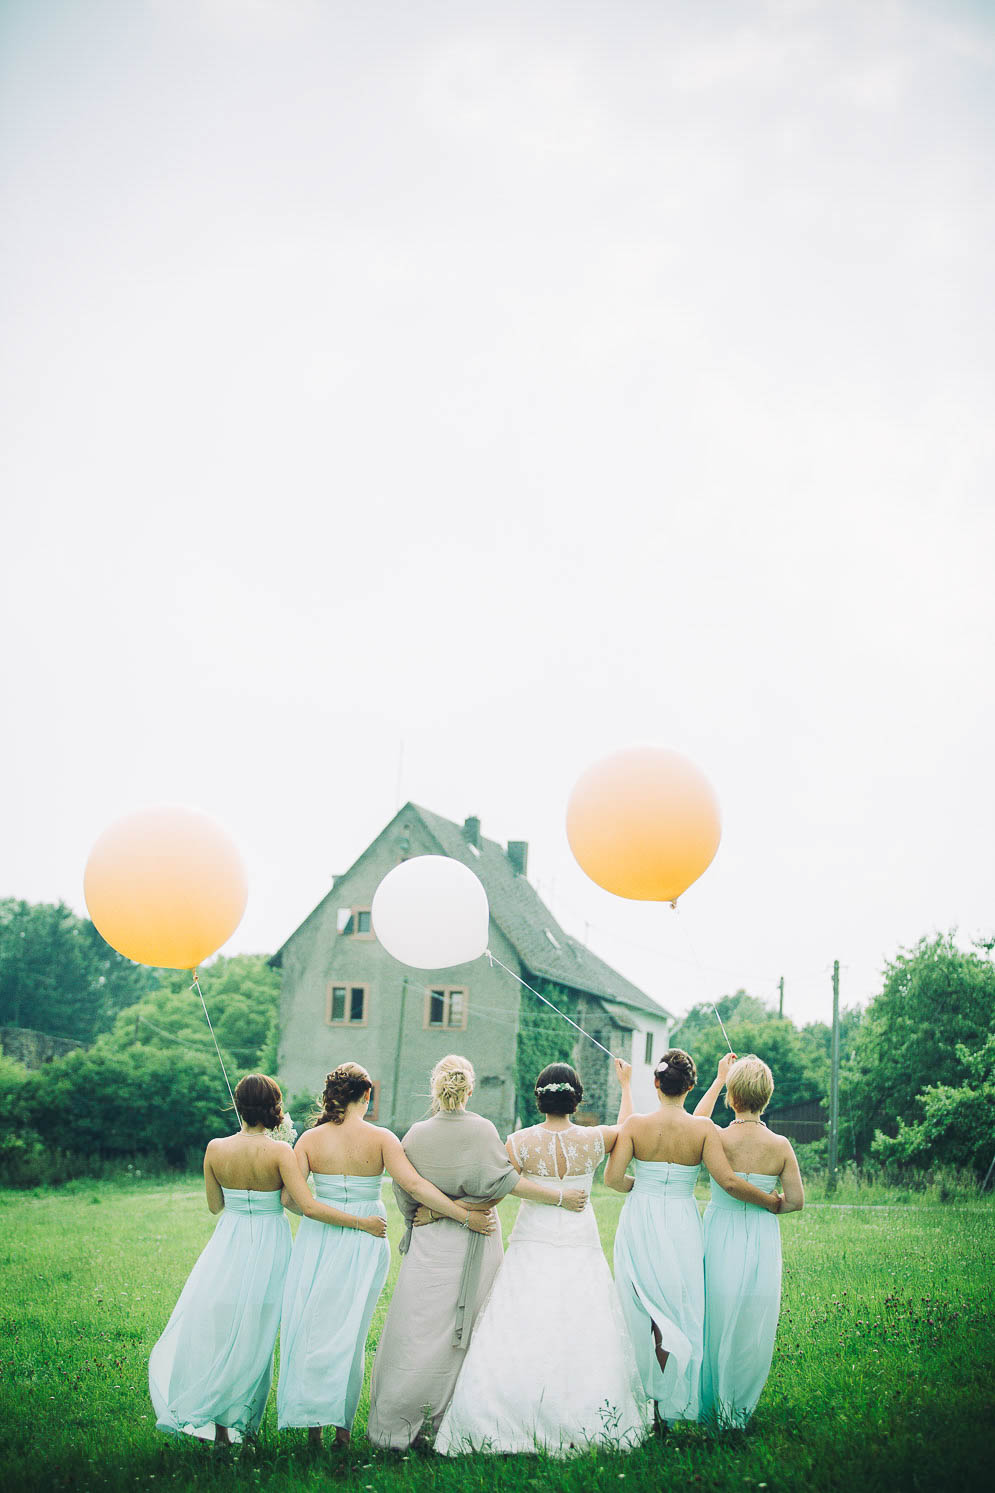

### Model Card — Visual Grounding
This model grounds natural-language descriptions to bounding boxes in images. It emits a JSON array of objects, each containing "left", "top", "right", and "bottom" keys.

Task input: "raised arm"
[
  {"left": 382, "top": 1133, "right": 495, "bottom": 1234},
  {"left": 276, "top": 1146, "right": 387, "bottom": 1236},
  {"left": 777, "top": 1142, "right": 805, "bottom": 1214},
  {"left": 702, "top": 1128, "right": 781, "bottom": 1213},
  {"left": 693, "top": 1052, "right": 738, "bottom": 1118},
  {"left": 604, "top": 1120, "right": 635, "bottom": 1193},
  {"left": 203, "top": 1143, "right": 224, "bottom": 1215}
]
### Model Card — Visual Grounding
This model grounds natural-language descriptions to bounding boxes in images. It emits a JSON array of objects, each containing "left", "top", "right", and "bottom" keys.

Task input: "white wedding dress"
[{"left": 434, "top": 1124, "right": 650, "bottom": 1456}]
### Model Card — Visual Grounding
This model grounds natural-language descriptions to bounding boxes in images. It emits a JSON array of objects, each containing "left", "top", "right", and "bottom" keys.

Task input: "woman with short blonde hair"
[{"left": 697, "top": 1052, "right": 804, "bottom": 1428}]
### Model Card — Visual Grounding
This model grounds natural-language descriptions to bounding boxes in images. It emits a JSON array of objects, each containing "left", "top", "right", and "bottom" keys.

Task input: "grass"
[{"left": 0, "top": 1177, "right": 992, "bottom": 1493}]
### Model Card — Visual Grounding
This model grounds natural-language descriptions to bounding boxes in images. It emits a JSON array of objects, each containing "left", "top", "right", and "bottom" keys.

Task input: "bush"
[{"left": 24, "top": 1045, "right": 233, "bottom": 1169}]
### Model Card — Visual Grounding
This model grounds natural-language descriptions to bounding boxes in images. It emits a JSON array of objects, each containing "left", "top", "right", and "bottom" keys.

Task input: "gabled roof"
[
  {"left": 271, "top": 802, "right": 674, "bottom": 1025},
  {"left": 408, "top": 805, "right": 674, "bottom": 1023}
]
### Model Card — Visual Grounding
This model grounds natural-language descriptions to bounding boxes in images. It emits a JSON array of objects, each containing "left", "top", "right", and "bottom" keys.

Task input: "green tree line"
[{"left": 1, "top": 903, "right": 992, "bottom": 1184}]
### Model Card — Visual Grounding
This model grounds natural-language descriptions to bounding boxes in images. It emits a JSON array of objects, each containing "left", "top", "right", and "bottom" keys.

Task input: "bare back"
[
  {"left": 297, "top": 1114, "right": 388, "bottom": 1177},
  {"left": 717, "top": 1122, "right": 789, "bottom": 1177},
  {"left": 629, "top": 1107, "right": 713, "bottom": 1166},
  {"left": 206, "top": 1132, "right": 289, "bottom": 1191}
]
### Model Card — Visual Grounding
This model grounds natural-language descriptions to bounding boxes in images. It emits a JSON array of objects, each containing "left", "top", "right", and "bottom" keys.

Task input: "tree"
[
  {"left": 672, "top": 991, "right": 829, "bottom": 1119},
  {"left": 24, "top": 1043, "right": 232, "bottom": 1165},
  {"left": 871, "top": 1033, "right": 995, "bottom": 1176},
  {"left": 100, "top": 953, "right": 281, "bottom": 1083},
  {"left": 0, "top": 900, "right": 149, "bottom": 1043},
  {"left": 848, "top": 935, "right": 995, "bottom": 1155}
]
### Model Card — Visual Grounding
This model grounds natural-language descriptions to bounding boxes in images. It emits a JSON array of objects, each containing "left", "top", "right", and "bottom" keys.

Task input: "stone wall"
[{"left": 0, "top": 1027, "right": 84, "bottom": 1068}]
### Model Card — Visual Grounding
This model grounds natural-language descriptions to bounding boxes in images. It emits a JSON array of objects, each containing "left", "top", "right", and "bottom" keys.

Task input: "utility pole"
[
  {"left": 827, "top": 959, "right": 840, "bottom": 1194},
  {"left": 389, "top": 977, "right": 410, "bottom": 1130},
  {"left": 778, "top": 975, "right": 784, "bottom": 1019}
]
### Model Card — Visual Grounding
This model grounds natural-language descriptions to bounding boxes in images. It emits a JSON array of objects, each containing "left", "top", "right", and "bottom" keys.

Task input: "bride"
[{"left": 433, "top": 1060, "right": 649, "bottom": 1456}]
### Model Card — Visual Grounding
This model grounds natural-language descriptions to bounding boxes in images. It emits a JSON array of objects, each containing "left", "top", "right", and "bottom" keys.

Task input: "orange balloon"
[
  {"left": 84, "top": 807, "right": 248, "bottom": 969},
  {"left": 566, "top": 747, "right": 721, "bottom": 903}
]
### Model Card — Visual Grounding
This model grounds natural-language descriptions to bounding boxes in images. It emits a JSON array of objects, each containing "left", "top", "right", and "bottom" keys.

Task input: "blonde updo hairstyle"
[
  {"left": 725, "top": 1054, "right": 774, "bottom": 1115},
  {"left": 431, "top": 1054, "right": 474, "bottom": 1113},
  {"left": 315, "top": 1062, "right": 372, "bottom": 1126}
]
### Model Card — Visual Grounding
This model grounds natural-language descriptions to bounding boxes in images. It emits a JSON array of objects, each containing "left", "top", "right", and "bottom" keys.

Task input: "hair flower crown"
[{"left": 537, "top": 1081, "right": 575, "bottom": 1093}]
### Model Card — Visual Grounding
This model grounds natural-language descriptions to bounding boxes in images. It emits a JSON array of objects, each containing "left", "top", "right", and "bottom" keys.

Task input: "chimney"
[
  {"left": 463, "top": 816, "right": 481, "bottom": 849},
  {"left": 507, "top": 840, "right": 528, "bottom": 877}
]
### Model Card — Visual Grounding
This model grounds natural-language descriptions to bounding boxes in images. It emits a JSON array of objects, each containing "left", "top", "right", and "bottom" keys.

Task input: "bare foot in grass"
[{"left": 307, "top": 1426, "right": 323, "bottom": 1450}]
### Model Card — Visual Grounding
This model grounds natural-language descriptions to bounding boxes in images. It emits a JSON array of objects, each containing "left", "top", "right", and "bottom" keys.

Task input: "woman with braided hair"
[
  {"left": 278, "top": 1062, "right": 494, "bottom": 1447},
  {"left": 606, "top": 1048, "right": 783, "bottom": 1430},
  {"left": 367, "top": 1055, "right": 588, "bottom": 1451}
]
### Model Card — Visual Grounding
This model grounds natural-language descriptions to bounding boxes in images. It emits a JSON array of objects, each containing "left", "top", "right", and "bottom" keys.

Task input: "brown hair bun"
[
  {"left": 234, "top": 1073, "right": 284, "bottom": 1130},
  {"left": 317, "top": 1062, "right": 372, "bottom": 1125},
  {"left": 654, "top": 1048, "right": 697, "bottom": 1096},
  {"left": 534, "top": 1062, "right": 583, "bottom": 1116}
]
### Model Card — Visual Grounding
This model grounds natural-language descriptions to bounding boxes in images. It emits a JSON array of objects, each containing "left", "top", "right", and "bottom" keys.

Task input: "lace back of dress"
[{"left": 511, "top": 1124, "right": 604, "bottom": 1178}]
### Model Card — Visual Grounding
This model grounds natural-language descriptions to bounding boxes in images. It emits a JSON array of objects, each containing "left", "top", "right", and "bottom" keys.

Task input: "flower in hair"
[
  {"left": 656, "top": 1060, "right": 669, "bottom": 1073},
  {"left": 537, "top": 1081, "right": 575, "bottom": 1093}
]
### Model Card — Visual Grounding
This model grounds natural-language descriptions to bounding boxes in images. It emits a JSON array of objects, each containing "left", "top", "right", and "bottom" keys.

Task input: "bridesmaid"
[
  {"left": 605, "top": 1049, "right": 781, "bottom": 1430},
  {"left": 149, "top": 1074, "right": 371, "bottom": 1445},
  {"left": 277, "top": 1062, "right": 495, "bottom": 1447},
  {"left": 698, "top": 1054, "right": 804, "bottom": 1428}
]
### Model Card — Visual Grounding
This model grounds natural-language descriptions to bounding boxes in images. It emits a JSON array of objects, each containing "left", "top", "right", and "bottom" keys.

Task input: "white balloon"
[{"left": 371, "top": 855, "right": 490, "bottom": 969}]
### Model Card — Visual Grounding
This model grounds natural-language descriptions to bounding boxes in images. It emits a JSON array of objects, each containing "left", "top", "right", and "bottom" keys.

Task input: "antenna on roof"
[{"left": 394, "top": 739, "right": 405, "bottom": 811}]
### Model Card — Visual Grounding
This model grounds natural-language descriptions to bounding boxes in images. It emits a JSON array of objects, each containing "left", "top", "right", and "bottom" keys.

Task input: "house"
[{"left": 271, "top": 803, "right": 675, "bottom": 1134}]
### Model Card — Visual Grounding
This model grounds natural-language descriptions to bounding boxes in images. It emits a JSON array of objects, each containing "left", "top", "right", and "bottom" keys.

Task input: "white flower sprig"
[
  {"left": 537, "top": 1081, "right": 575, "bottom": 1093},
  {"left": 268, "top": 1113, "right": 298, "bottom": 1146}
]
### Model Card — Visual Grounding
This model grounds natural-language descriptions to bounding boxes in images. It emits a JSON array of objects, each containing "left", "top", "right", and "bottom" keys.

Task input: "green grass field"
[{"left": 1, "top": 1177, "right": 992, "bottom": 1493}]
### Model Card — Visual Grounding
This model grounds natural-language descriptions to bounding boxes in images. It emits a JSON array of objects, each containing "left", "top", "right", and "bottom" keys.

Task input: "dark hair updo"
[
  {"left": 316, "top": 1062, "right": 372, "bottom": 1125},
  {"left": 654, "top": 1048, "right": 697, "bottom": 1096},
  {"left": 234, "top": 1073, "right": 284, "bottom": 1130},
  {"left": 534, "top": 1062, "right": 583, "bottom": 1116}
]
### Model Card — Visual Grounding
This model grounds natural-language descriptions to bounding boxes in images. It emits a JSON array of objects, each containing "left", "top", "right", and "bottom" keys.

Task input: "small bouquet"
[{"left": 268, "top": 1113, "right": 298, "bottom": 1146}]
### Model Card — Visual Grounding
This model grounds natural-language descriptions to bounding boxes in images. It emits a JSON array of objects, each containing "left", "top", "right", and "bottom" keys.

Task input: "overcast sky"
[{"left": 2, "top": 0, "right": 992, "bottom": 1030}]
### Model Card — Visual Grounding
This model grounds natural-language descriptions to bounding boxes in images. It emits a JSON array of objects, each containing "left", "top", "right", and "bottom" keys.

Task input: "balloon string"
[
  {"left": 670, "top": 905, "right": 734, "bottom": 1054},
  {"left": 484, "top": 949, "right": 620, "bottom": 1061},
  {"left": 191, "top": 973, "right": 238, "bottom": 1119}
]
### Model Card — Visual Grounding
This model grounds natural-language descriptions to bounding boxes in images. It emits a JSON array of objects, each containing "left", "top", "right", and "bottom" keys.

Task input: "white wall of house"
[{"left": 628, "top": 1015, "right": 675, "bottom": 1114}]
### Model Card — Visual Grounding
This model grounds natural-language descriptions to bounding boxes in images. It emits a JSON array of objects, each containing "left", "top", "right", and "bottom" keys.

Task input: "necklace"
[{"left": 730, "top": 1119, "right": 766, "bottom": 1126}]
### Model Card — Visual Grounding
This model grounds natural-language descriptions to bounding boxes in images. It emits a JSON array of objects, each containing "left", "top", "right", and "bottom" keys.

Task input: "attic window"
[
  {"left": 544, "top": 929, "right": 561, "bottom": 949},
  {"left": 467, "top": 843, "right": 480, "bottom": 857}
]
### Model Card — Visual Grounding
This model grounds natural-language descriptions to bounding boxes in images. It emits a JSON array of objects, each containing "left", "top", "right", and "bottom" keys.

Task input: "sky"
[{"left": 2, "top": 0, "right": 993, "bottom": 1031}]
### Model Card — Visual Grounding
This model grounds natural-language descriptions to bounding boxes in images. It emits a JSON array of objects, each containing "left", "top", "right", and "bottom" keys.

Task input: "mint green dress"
[
  {"left": 277, "top": 1174, "right": 389, "bottom": 1430},
  {"left": 613, "top": 1160, "right": 704, "bottom": 1423},
  {"left": 149, "top": 1187, "right": 291, "bottom": 1441},
  {"left": 702, "top": 1173, "right": 781, "bottom": 1428}
]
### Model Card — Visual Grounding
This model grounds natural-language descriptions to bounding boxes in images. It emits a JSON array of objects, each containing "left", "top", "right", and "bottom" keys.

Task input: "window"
[
  {"left": 326, "top": 982, "right": 369, "bottom": 1026},
  {"left": 644, "top": 1031, "right": 653, "bottom": 1066},
  {"left": 424, "top": 986, "right": 468, "bottom": 1030},
  {"left": 339, "top": 906, "right": 373, "bottom": 939}
]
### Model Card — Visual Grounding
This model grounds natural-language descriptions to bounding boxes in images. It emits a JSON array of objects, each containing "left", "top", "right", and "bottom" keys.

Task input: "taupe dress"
[{"left": 366, "top": 1108, "right": 519, "bottom": 1449}]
